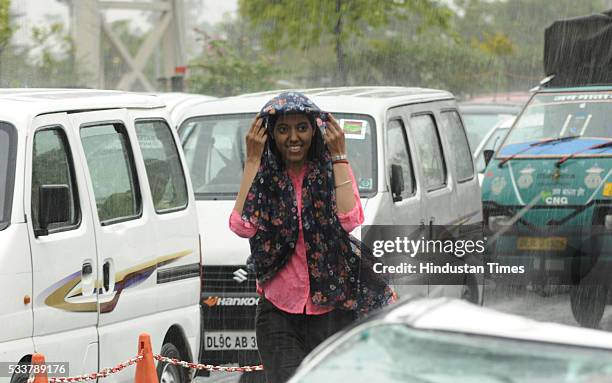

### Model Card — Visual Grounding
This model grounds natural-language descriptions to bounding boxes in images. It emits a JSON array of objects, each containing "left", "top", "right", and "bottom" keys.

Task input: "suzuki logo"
[{"left": 233, "top": 268, "right": 248, "bottom": 283}]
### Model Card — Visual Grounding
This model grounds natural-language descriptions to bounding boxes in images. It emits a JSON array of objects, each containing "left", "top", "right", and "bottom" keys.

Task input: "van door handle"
[
  {"left": 82, "top": 262, "right": 93, "bottom": 276},
  {"left": 81, "top": 261, "right": 95, "bottom": 296},
  {"left": 102, "top": 259, "right": 115, "bottom": 294}
]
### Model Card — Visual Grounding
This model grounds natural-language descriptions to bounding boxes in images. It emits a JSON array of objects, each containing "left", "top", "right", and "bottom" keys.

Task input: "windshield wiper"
[
  {"left": 498, "top": 135, "right": 580, "bottom": 168},
  {"left": 555, "top": 139, "right": 612, "bottom": 167}
]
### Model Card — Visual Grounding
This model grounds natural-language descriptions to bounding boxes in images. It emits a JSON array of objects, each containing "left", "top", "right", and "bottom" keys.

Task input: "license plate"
[
  {"left": 204, "top": 331, "right": 257, "bottom": 351},
  {"left": 517, "top": 237, "right": 567, "bottom": 251}
]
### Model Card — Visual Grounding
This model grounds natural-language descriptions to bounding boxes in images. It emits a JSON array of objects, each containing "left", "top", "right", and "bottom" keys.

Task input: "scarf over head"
[{"left": 241, "top": 91, "right": 393, "bottom": 315}]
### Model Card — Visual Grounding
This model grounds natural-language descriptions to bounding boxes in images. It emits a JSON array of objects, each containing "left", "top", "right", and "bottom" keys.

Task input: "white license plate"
[{"left": 204, "top": 331, "right": 257, "bottom": 350}]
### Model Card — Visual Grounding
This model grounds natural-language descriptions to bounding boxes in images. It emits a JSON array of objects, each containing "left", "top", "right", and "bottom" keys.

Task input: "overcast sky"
[{"left": 11, "top": 0, "right": 238, "bottom": 47}]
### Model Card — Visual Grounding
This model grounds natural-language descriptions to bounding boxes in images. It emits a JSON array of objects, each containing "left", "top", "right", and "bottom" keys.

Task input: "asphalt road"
[{"left": 197, "top": 282, "right": 612, "bottom": 382}]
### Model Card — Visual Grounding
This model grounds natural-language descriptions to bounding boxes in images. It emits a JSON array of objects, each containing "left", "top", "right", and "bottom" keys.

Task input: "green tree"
[
  {"left": 188, "top": 28, "right": 275, "bottom": 96},
  {"left": 455, "top": 0, "right": 605, "bottom": 91},
  {"left": 29, "top": 23, "right": 82, "bottom": 87},
  {"left": 0, "top": 0, "right": 15, "bottom": 79},
  {"left": 239, "top": 0, "right": 451, "bottom": 85}
]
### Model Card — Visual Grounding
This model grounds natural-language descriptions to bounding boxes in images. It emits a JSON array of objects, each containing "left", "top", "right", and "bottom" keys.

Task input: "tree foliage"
[
  {"left": 0, "top": 0, "right": 14, "bottom": 52},
  {"left": 239, "top": 0, "right": 452, "bottom": 84},
  {"left": 29, "top": 23, "right": 82, "bottom": 87},
  {"left": 187, "top": 28, "right": 275, "bottom": 97}
]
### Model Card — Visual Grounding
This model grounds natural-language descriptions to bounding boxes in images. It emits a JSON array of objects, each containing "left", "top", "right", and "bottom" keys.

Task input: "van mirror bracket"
[
  {"left": 390, "top": 164, "right": 404, "bottom": 202},
  {"left": 36, "top": 184, "right": 70, "bottom": 237},
  {"left": 483, "top": 150, "right": 495, "bottom": 167}
]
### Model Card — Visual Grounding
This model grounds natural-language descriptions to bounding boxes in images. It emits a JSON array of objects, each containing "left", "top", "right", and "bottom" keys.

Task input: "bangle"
[
  {"left": 332, "top": 159, "right": 349, "bottom": 165},
  {"left": 331, "top": 154, "right": 347, "bottom": 161},
  {"left": 335, "top": 179, "right": 352, "bottom": 188}
]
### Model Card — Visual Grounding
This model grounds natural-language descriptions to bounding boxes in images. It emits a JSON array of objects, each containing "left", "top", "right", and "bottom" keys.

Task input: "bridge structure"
[{"left": 67, "top": 0, "right": 186, "bottom": 91}]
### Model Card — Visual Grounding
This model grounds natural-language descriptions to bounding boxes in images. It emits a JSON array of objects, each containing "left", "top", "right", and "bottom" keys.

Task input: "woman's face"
[{"left": 273, "top": 113, "right": 314, "bottom": 166}]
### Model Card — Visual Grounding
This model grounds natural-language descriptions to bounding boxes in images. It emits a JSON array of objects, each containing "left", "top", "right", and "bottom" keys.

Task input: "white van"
[
  {"left": 174, "top": 87, "right": 483, "bottom": 369},
  {"left": 0, "top": 89, "right": 201, "bottom": 383}
]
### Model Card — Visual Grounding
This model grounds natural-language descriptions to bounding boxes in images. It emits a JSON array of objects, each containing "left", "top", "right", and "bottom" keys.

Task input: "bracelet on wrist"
[
  {"left": 332, "top": 159, "right": 349, "bottom": 165},
  {"left": 331, "top": 154, "right": 347, "bottom": 161}
]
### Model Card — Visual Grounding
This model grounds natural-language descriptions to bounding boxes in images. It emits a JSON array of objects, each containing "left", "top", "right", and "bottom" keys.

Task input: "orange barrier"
[
  {"left": 23, "top": 333, "right": 260, "bottom": 382},
  {"left": 31, "top": 353, "right": 49, "bottom": 383},
  {"left": 134, "top": 333, "right": 159, "bottom": 383}
]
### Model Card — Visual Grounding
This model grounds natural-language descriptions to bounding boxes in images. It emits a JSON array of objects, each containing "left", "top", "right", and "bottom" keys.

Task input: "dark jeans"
[{"left": 255, "top": 296, "right": 356, "bottom": 383}]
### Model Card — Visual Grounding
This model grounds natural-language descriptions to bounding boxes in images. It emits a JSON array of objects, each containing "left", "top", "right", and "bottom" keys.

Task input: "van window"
[
  {"left": 179, "top": 113, "right": 377, "bottom": 199},
  {"left": 31, "top": 127, "right": 79, "bottom": 231},
  {"left": 440, "top": 110, "right": 474, "bottom": 182},
  {"left": 135, "top": 120, "right": 188, "bottom": 212},
  {"left": 0, "top": 122, "right": 16, "bottom": 231},
  {"left": 385, "top": 119, "right": 415, "bottom": 197},
  {"left": 80, "top": 123, "right": 141, "bottom": 224},
  {"left": 411, "top": 114, "right": 447, "bottom": 190}
]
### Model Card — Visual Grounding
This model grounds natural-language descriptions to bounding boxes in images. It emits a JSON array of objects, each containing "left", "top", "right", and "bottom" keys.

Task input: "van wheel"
[
  {"left": 570, "top": 284, "right": 608, "bottom": 328},
  {"left": 157, "top": 343, "right": 186, "bottom": 383},
  {"left": 10, "top": 359, "right": 30, "bottom": 383}
]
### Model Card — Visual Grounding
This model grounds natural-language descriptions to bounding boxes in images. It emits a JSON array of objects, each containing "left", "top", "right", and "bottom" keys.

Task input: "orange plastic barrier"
[
  {"left": 31, "top": 353, "right": 49, "bottom": 383},
  {"left": 134, "top": 333, "right": 159, "bottom": 383}
]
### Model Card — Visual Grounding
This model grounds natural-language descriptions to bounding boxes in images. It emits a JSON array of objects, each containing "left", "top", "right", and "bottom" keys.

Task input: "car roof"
[
  {"left": 0, "top": 89, "right": 164, "bottom": 123},
  {"left": 382, "top": 298, "right": 612, "bottom": 349},
  {"left": 176, "top": 86, "right": 454, "bottom": 123}
]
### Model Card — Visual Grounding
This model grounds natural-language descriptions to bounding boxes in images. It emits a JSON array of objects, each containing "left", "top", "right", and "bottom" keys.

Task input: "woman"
[{"left": 229, "top": 92, "right": 393, "bottom": 383}]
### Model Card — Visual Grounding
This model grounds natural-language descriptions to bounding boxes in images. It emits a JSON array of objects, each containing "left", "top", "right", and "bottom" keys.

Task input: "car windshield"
[
  {"left": 475, "top": 127, "right": 510, "bottom": 173},
  {"left": 179, "top": 113, "right": 377, "bottom": 199},
  {"left": 462, "top": 113, "right": 515, "bottom": 153},
  {"left": 295, "top": 324, "right": 612, "bottom": 383},
  {"left": 503, "top": 92, "right": 612, "bottom": 147},
  {"left": 0, "top": 122, "right": 16, "bottom": 230}
]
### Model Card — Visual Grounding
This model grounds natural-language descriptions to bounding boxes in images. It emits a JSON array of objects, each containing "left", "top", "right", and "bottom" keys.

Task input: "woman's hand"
[
  {"left": 323, "top": 114, "right": 346, "bottom": 157},
  {"left": 246, "top": 114, "right": 267, "bottom": 164}
]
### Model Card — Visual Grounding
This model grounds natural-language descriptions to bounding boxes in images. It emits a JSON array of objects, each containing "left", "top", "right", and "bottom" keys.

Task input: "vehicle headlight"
[{"left": 488, "top": 215, "right": 513, "bottom": 233}]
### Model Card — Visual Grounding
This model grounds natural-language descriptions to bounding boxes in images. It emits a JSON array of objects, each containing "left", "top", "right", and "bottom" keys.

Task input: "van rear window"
[
  {"left": 179, "top": 113, "right": 377, "bottom": 199},
  {"left": 0, "top": 122, "right": 16, "bottom": 230}
]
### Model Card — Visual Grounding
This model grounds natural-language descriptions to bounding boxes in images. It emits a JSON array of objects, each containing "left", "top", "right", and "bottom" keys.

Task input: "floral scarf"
[{"left": 241, "top": 91, "right": 393, "bottom": 315}]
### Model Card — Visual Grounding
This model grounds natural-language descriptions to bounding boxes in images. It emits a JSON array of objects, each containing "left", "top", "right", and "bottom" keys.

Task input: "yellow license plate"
[{"left": 517, "top": 237, "right": 567, "bottom": 251}]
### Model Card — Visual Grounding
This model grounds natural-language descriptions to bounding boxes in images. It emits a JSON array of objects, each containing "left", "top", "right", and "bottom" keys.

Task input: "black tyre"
[
  {"left": 570, "top": 284, "right": 608, "bottom": 328},
  {"left": 157, "top": 342, "right": 187, "bottom": 383},
  {"left": 10, "top": 359, "right": 30, "bottom": 383}
]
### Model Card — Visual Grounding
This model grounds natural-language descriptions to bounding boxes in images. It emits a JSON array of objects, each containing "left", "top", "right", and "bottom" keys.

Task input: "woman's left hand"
[{"left": 323, "top": 114, "right": 346, "bottom": 157}]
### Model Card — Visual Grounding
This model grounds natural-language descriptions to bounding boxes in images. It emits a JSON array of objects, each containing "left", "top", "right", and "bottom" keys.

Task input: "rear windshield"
[
  {"left": 179, "top": 113, "right": 377, "bottom": 199},
  {"left": 0, "top": 122, "right": 17, "bottom": 230}
]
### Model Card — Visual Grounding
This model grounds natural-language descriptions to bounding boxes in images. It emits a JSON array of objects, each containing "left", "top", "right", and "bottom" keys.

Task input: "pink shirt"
[{"left": 229, "top": 164, "right": 364, "bottom": 315}]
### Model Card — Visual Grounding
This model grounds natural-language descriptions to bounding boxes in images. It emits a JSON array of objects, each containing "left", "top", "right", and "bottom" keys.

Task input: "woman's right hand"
[{"left": 245, "top": 114, "right": 267, "bottom": 164}]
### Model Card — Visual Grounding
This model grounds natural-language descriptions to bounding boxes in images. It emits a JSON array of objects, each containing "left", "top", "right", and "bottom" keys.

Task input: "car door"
[
  {"left": 438, "top": 107, "right": 482, "bottom": 226},
  {"left": 384, "top": 107, "right": 423, "bottom": 226},
  {"left": 27, "top": 113, "right": 99, "bottom": 376},
  {"left": 382, "top": 107, "right": 427, "bottom": 298},
  {"left": 70, "top": 109, "right": 157, "bottom": 382},
  {"left": 406, "top": 104, "right": 454, "bottom": 226}
]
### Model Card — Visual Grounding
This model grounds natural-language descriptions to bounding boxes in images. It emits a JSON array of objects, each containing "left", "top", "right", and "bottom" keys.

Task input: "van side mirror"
[
  {"left": 37, "top": 184, "right": 70, "bottom": 236},
  {"left": 390, "top": 164, "right": 404, "bottom": 202},
  {"left": 483, "top": 150, "right": 495, "bottom": 167}
]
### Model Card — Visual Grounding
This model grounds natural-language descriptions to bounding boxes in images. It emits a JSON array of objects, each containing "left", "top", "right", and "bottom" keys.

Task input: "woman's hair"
[{"left": 265, "top": 112, "right": 325, "bottom": 165}]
